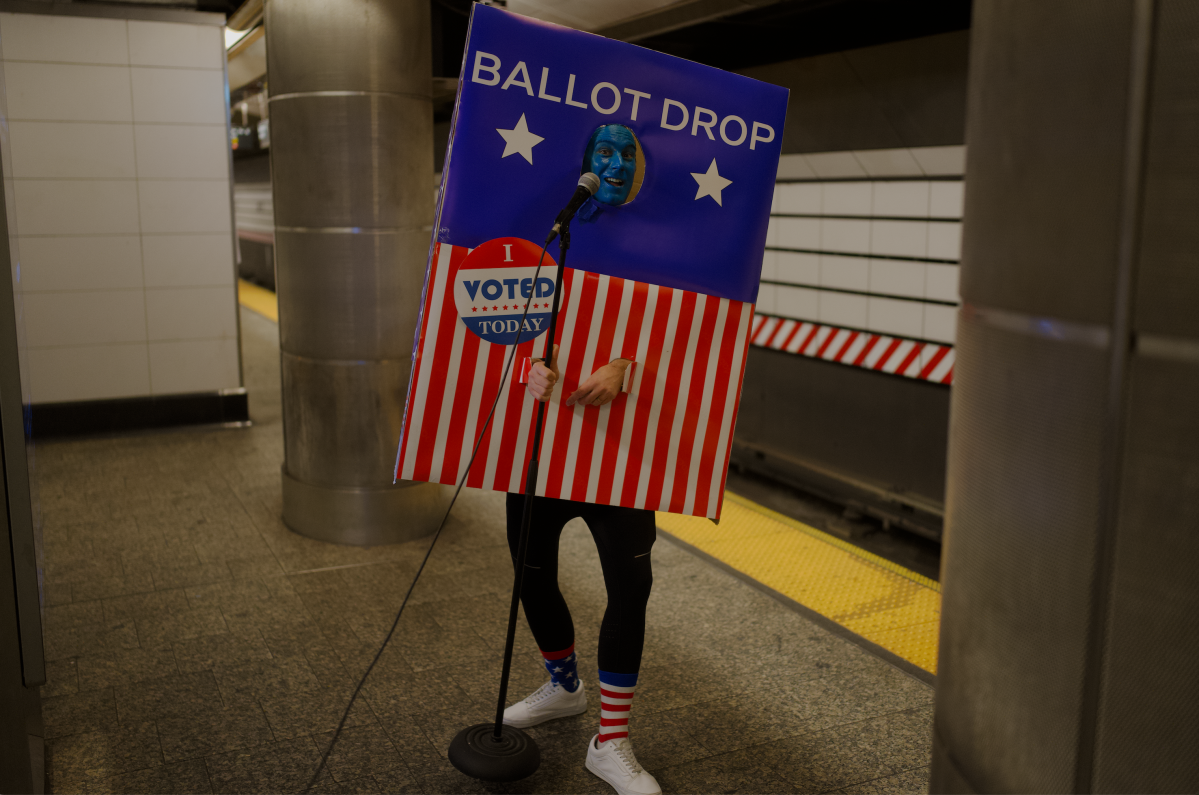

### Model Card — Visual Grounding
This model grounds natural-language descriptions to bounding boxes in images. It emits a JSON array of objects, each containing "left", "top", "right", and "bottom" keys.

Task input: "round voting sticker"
[{"left": 454, "top": 238, "right": 560, "bottom": 346}]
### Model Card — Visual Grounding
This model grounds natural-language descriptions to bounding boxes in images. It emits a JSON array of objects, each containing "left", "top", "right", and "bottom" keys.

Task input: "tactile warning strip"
[
  {"left": 238, "top": 279, "right": 278, "bottom": 322},
  {"left": 656, "top": 491, "right": 941, "bottom": 674}
]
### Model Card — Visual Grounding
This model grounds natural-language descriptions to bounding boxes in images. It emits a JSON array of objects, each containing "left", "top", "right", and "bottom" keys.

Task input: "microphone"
[{"left": 547, "top": 172, "right": 601, "bottom": 242}]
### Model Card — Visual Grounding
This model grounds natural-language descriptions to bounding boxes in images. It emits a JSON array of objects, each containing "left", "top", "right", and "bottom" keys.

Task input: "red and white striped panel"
[
  {"left": 395, "top": 243, "right": 755, "bottom": 520},
  {"left": 749, "top": 314, "right": 955, "bottom": 385}
]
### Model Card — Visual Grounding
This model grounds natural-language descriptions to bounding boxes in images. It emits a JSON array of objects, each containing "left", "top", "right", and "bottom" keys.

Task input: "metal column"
[
  {"left": 0, "top": 84, "right": 46, "bottom": 792},
  {"left": 266, "top": 0, "right": 448, "bottom": 545},
  {"left": 933, "top": 0, "right": 1199, "bottom": 791}
]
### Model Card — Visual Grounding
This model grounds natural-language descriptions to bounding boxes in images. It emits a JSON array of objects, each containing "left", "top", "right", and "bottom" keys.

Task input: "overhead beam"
[
  {"left": 227, "top": 0, "right": 262, "bottom": 31},
  {"left": 594, "top": 0, "right": 786, "bottom": 42}
]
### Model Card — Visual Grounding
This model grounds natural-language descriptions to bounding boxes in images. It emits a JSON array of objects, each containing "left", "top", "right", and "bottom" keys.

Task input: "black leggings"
[{"left": 505, "top": 493, "right": 656, "bottom": 675}]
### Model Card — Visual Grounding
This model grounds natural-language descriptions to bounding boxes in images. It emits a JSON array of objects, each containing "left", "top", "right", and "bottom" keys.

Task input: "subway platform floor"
[{"left": 35, "top": 307, "right": 934, "bottom": 794}]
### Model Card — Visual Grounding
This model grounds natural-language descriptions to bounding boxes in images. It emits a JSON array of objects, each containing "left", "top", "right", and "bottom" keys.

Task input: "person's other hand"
[
  {"left": 566, "top": 359, "right": 630, "bottom": 407},
  {"left": 528, "top": 345, "right": 559, "bottom": 402}
]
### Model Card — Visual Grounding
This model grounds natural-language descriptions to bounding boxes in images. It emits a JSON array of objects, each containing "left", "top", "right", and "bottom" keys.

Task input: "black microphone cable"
[{"left": 303, "top": 238, "right": 557, "bottom": 793}]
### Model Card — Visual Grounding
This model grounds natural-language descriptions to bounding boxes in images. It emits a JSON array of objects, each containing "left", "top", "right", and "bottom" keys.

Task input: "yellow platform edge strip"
[
  {"left": 238, "top": 279, "right": 278, "bottom": 322},
  {"left": 723, "top": 491, "right": 941, "bottom": 593},
  {"left": 657, "top": 492, "right": 941, "bottom": 674}
]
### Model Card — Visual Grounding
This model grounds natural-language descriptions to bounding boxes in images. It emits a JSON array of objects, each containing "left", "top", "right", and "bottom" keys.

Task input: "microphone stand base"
[{"left": 448, "top": 723, "right": 540, "bottom": 782}]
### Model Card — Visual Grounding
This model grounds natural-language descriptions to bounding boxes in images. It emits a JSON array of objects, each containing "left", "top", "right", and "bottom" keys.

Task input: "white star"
[
  {"left": 691, "top": 158, "right": 733, "bottom": 206},
  {"left": 496, "top": 113, "right": 544, "bottom": 164},
  {"left": 552, "top": 666, "right": 563, "bottom": 673}
]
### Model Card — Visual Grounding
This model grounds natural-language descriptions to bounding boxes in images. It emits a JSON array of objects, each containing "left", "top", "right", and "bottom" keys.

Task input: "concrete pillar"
[
  {"left": 1, "top": 135, "right": 46, "bottom": 795},
  {"left": 932, "top": 0, "right": 1199, "bottom": 791},
  {"left": 266, "top": 0, "right": 449, "bottom": 545}
]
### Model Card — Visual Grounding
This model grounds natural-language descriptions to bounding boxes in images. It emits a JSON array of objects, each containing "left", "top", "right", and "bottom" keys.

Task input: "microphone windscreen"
[{"left": 578, "top": 172, "right": 601, "bottom": 195}]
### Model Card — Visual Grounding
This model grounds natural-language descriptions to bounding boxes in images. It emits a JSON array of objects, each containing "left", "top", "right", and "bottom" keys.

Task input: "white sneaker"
[
  {"left": 502, "top": 679, "right": 588, "bottom": 728},
  {"left": 585, "top": 734, "right": 661, "bottom": 795}
]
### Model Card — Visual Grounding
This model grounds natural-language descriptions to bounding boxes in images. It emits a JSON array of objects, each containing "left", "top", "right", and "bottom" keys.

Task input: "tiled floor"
[{"left": 35, "top": 307, "right": 934, "bottom": 794}]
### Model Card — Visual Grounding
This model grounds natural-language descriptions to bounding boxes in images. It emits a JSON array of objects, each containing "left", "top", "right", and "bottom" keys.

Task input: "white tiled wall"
[
  {"left": 761, "top": 146, "right": 964, "bottom": 346},
  {"left": 19, "top": 236, "right": 145, "bottom": 292},
  {"left": 821, "top": 219, "right": 871, "bottom": 255},
  {"left": 873, "top": 181, "right": 930, "bottom": 217},
  {"left": 776, "top": 145, "right": 966, "bottom": 181},
  {"left": 924, "top": 263, "right": 960, "bottom": 303},
  {"left": 819, "top": 292, "right": 867, "bottom": 328},
  {"left": 929, "top": 181, "right": 964, "bottom": 218},
  {"left": 869, "top": 260, "right": 926, "bottom": 299},
  {"left": 4, "top": 62, "right": 135, "bottom": 122},
  {"left": 0, "top": 10, "right": 239, "bottom": 404},
  {"left": 820, "top": 255, "right": 868, "bottom": 291},
  {"left": 775, "top": 251, "right": 818, "bottom": 285},
  {"left": 927, "top": 222, "right": 962, "bottom": 261}
]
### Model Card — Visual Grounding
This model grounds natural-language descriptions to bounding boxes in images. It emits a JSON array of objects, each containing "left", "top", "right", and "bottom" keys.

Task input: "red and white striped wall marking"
[{"left": 750, "top": 314, "right": 954, "bottom": 385}]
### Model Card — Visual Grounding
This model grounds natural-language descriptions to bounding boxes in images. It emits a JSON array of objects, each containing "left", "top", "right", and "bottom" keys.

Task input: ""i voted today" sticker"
[{"left": 453, "top": 237, "right": 561, "bottom": 345}]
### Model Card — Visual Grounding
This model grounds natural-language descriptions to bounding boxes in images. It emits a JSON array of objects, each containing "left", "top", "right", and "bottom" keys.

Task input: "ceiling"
[
  {"left": 228, "top": 0, "right": 971, "bottom": 100},
  {"left": 433, "top": 0, "right": 971, "bottom": 75},
  {"left": 504, "top": 0, "right": 694, "bottom": 32},
  {"left": 627, "top": 0, "right": 973, "bottom": 71},
  {"left": 430, "top": 0, "right": 792, "bottom": 71}
]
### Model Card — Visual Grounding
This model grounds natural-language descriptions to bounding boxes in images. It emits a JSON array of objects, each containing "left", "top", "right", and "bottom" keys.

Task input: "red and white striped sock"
[{"left": 597, "top": 670, "right": 637, "bottom": 744}]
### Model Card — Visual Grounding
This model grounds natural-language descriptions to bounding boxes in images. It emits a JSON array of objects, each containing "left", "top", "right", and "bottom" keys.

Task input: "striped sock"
[
  {"left": 541, "top": 643, "right": 580, "bottom": 692},
  {"left": 597, "top": 670, "right": 637, "bottom": 744}
]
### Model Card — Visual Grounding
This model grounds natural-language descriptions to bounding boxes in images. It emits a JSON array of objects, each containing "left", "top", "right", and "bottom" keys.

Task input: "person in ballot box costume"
[{"left": 503, "top": 124, "right": 662, "bottom": 795}]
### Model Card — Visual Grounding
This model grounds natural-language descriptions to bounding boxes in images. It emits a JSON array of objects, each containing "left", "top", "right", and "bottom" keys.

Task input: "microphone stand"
[{"left": 447, "top": 220, "right": 573, "bottom": 782}]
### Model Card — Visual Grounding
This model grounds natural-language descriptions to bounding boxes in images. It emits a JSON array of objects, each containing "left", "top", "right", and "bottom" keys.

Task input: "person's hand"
[
  {"left": 566, "top": 358, "right": 630, "bottom": 407},
  {"left": 528, "top": 345, "right": 559, "bottom": 402}
]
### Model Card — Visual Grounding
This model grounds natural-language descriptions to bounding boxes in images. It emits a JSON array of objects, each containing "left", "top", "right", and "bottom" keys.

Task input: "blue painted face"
[{"left": 587, "top": 125, "right": 637, "bottom": 205}]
